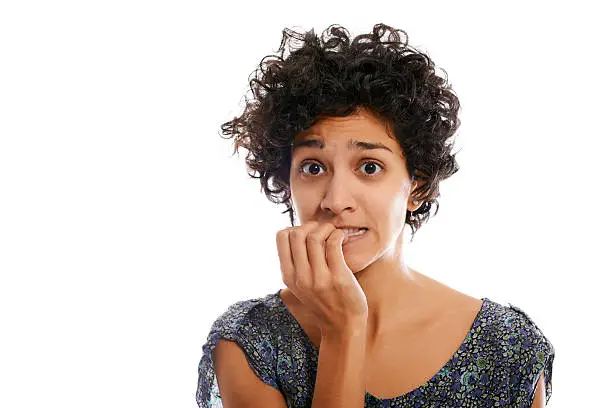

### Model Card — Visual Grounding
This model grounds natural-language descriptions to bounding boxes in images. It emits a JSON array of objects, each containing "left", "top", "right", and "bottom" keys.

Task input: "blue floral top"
[{"left": 196, "top": 289, "right": 554, "bottom": 407}]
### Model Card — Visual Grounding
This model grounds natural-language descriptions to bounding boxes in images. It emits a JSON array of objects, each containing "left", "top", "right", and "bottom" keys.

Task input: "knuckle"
[
  {"left": 289, "top": 228, "right": 305, "bottom": 240},
  {"left": 313, "top": 278, "right": 330, "bottom": 293},
  {"left": 332, "top": 276, "right": 349, "bottom": 289},
  {"left": 280, "top": 272, "right": 289, "bottom": 284},
  {"left": 295, "top": 278, "right": 308, "bottom": 290},
  {"left": 326, "top": 231, "right": 341, "bottom": 247},
  {"left": 276, "top": 229, "right": 288, "bottom": 242},
  {"left": 306, "top": 233, "right": 322, "bottom": 245}
]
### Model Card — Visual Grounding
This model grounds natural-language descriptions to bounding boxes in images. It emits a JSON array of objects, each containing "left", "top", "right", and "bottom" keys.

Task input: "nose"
[{"left": 319, "top": 167, "right": 356, "bottom": 215}]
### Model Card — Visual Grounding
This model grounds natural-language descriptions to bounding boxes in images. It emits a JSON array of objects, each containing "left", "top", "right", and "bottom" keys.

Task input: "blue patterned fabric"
[{"left": 196, "top": 289, "right": 554, "bottom": 407}]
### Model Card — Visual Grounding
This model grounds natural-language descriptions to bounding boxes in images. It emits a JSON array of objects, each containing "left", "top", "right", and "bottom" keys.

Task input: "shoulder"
[
  {"left": 477, "top": 298, "right": 555, "bottom": 360},
  {"left": 196, "top": 291, "right": 284, "bottom": 407},
  {"left": 209, "top": 291, "right": 280, "bottom": 339},
  {"left": 480, "top": 298, "right": 555, "bottom": 405},
  {"left": 482, "top": 299, "right": 555, "bottom": 356}
]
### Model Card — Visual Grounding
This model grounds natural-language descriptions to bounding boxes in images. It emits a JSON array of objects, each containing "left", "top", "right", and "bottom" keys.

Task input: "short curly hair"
[{"left": 221, "top": 23, "right": 461, "bottom": 240}]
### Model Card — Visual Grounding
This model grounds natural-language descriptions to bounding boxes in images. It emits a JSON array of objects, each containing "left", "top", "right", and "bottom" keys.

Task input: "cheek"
[
  {"left": 388, "top": 194, "right": 409, "bottom": 220},
  {"left": 290, "top": 188, "right": 319, "bottom": 214},
  {"left": 368, "top": 196, "right": 404, "bottom": 227}
]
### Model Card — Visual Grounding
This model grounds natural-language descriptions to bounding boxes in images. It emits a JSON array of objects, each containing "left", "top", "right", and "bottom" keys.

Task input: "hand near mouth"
[{"left": 276, "top": 221, "right": 369, "bottom": 336}]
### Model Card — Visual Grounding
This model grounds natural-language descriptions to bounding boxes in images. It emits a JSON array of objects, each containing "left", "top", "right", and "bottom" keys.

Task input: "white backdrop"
[{"left": 1, "top": 1, "right": 610, "bottom": 407}]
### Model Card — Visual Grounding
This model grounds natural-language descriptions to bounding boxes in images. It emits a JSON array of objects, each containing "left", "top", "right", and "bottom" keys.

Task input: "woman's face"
[{"left": 289, "top": 107, "right": 420, "bottom": 263}]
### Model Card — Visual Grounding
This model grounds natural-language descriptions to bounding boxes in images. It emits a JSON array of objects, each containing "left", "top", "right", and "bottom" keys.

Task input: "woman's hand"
[{"left": 276, "top": 221, "right": 369, "bottom": 336}]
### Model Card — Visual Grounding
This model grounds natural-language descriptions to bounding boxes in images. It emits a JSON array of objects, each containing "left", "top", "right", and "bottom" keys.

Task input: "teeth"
[{"left": 341, "top": 228, "right": 366, "bottom": 237}]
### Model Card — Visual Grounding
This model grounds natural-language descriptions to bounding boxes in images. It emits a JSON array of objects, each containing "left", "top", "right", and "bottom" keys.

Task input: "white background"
[{"left": 1, "top": 1, "right": 610, "bottom": 407}]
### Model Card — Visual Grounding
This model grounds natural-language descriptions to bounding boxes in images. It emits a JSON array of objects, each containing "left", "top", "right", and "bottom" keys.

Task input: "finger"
[
  {"left": 276, "top": 228, "right": 295, "bottom": 288},
  {"left": 305, "top": 222, "right": 337, "bottom": 291},
  {"left": 325, "top": 228, "right": 349, "bottom": 280},
  {"left": 288, "top": 221, "right": 319, "bottom": 290}
]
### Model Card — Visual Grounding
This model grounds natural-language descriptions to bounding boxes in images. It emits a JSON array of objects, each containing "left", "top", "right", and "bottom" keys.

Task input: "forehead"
[{"left": 292, "top": 110, "right": 401, "bottom": 155}]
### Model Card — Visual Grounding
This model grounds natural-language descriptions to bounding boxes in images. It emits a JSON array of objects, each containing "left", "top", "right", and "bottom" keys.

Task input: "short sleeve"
[
  {"left": 507, "top": 303, "right": 555, "bottom": 407},
  {"left": 196, "top": 300, "right": 281, "bottom": 408}
]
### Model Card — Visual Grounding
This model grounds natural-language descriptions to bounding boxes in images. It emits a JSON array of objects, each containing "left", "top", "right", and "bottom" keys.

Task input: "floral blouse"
[{"left": 196, "top": 289, "right": 554, "bottom": 407}]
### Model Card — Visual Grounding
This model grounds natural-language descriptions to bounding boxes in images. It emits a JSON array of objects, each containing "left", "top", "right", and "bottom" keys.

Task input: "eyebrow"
[{"left": 291, "top": 138, "right": 393, "bottom": 154}]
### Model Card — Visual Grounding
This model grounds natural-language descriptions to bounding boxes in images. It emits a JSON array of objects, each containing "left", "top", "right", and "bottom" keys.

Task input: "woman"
[{"left": 196, "top": 23, "right": 554, "bottom": 407}]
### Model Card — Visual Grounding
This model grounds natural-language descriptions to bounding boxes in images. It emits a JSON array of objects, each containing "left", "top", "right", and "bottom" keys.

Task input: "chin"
[{"left": 343, "top": 254, "right": 370, "bottom": 274}]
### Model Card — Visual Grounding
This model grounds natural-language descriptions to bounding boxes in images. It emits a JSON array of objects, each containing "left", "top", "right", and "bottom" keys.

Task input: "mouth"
[{"left": 341, "top": 228, "right": 368, "bottom": 245}]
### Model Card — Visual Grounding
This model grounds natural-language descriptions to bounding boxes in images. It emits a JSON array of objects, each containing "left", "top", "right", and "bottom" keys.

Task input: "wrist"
[{"left": 321, "top": 320, "right": 367, "bottom": 343}]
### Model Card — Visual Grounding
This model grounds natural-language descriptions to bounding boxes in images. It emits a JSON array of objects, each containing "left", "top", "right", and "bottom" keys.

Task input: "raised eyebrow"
[{"left": 291, "top": 138, "right": 393, "bottom": 154}]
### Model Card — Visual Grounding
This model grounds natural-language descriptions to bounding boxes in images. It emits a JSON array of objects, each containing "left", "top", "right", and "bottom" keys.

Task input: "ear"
[{"left": 407, "top": 179, "right": 423, "bottom": 212}]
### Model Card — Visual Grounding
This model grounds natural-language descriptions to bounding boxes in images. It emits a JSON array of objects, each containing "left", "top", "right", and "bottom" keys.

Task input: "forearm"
[{"left": 311, "top": 324, "right": 367, "bottom": 408}]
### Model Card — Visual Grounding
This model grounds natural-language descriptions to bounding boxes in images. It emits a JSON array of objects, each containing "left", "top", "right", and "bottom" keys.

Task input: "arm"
[
  {"left": 530, "top": 372, "right": 546, "bottom": 408},
  {"left": 311, "top": 323, "right": 368, "bottom": 408},
  {"left": 213, "top": 339, "right": 288, "bottom": 408}
]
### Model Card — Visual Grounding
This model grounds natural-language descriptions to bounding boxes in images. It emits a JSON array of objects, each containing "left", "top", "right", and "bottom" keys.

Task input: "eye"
[
  {"left": 298, "top": 161, "right": 384, "bottom": 177},
  {"left": 359, "top": 161, "right": 383, "bottom": 176},
  {"left": 298, "top": 161, "right": 325, "bottom": 176}
]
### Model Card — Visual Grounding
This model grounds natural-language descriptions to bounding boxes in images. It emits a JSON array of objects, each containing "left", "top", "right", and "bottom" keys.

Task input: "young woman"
[{"left": 196, "top": 23, "right": 554, "bottom": 408}]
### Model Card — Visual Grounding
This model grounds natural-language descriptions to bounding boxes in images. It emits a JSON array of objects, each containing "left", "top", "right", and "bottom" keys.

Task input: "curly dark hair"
[{"left": 220, "top": 23, "right": 461, "bottom": 241}]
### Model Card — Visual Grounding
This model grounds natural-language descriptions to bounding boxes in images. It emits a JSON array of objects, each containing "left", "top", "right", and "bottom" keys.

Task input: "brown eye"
[
  {"left": 359, "top": 161, "right": 383, "bottom": 176},
  {"left": 299, "top": 162, "right": 324, "bottom": 176},
  {"left": 298, "top": 161, "right": 384, "bottom": 177}
]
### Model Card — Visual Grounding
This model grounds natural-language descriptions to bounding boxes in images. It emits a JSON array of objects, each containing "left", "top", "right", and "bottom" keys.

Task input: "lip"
[
  {"left": 335, "top": 225, "right": 367, "bottom": 229},
  {"left": 342, "top": 229, "right": 368, "bottom": 246}
]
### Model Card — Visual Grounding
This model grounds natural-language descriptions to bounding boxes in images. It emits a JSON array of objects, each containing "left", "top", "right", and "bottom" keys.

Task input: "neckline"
[{"left": 274, "top": 289, "right": 489, "bottom": 402}]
